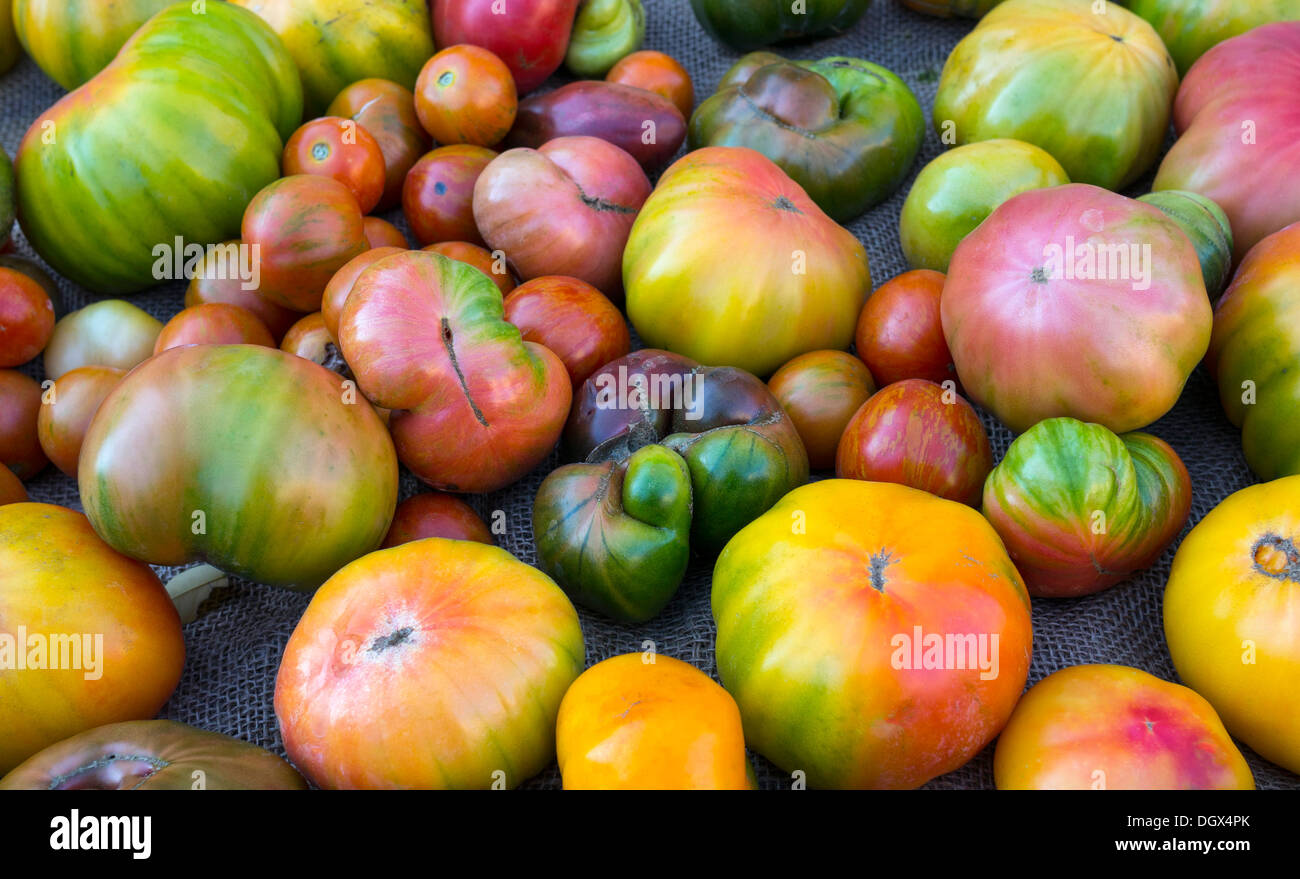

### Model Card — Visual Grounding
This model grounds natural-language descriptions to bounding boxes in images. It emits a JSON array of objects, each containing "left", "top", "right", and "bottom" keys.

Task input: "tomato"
[
  {"left": 414, "top": 45, "right": 517, "bottom": 147},
  {"left": 983, "top": 418, "right": 1192, "bottom": 598},
  {"left": 556, "top": 654, "right": 751, "bottom": 790},
  {"left": 431, "top": 0, "right": 579, "bottom": 95},
  {"left": 713, "top": 479, "right": 1032, "bottom": 789},
  {"left": 994, "top": 665, "right": 1254, "bottom": 790},
  {"left": 43, "top": 300, "right": 161, "bottom": 380},
  {"left": 0, "top": 145, "right": 11, "bottom": 246},
  {"left": 837, "top": 379, "right": 991, "bottom": 506},
  {"left": 934, "top": 0, "right": 1176, "bottom": 191},
  {"left": 16, "top": 2, "right": 301, "bottom": 295},
  {"left": 282, "top": 117, "right": 387, "bottom": 214},
  {"left": 154, "top": 304, "right": 275, "bottom": 354},
  {"left": 79, "top": 345, "right": 398, "bottom": 589},
  {"left": 279, "top": 312, "right": 334, "bottom": 366},
  {"left": 363, "top": 217, "right": 407, "bottom": 249},
  {"left": 381, "top": 492, "right": 494, "bottom": 547},
  {"left": 565, "top": 0, "right": 645, "bottom": 77},
  {"left": 899, "top": 140, "right": 1069, "bottom": 273},
  {"left": 0, "top": 464, "right": 24, "bottom": 505},
  {"left": 184, "top": 241, "right": 301, "bottom": 342},
  {"left": 422, "top": 241, "right": 516, "bottom": 297},
  {"left": 606, "top": 50, "right": 695, "bottom": 118},
  {"left": 242, "top": 175, "right": 369, "bottom": 312},
  {"left": 36, "top": 366, "right": 124, "bottom": 478},
  {"left": 625, "top": 147, "right": 870, "bottom": 377},
  {"left": 0, "top": 720, "right": 308, "bottom": 790},
  {"left": 942, "top": 184, "right": 1211, "bottom": 434},
  {"left": 901, "top": 0, "right": 1005, "bottom": 17},
  {"left": 1127, "top": 0, "right": 1300, "bottom": 75},
  {"left": 12, "top": 0, "right": 171, "bottom": 89},
  {"left": 0, "top": 267, "right": 55, "bottom": 367},
  {"left": 327, "top": 78, "right": 431, "bottom": 211},
  {"left": 1164, "top": 476, "right": 1300, "bottom": 774},
  {"left": 275, "top": 538, "right": 584, "bottom": 788},
  {"left": 0, "top": 370, "right": 46, "bottom": 480},
  {"left": 402, "top": 145, "right": 496, "bottom": 247},
  {"left": 320, "top": 247, "right": 406, "bottom": 339},
  {"left": 1209, "top": 222, "right": 1300, "bottom": 479},
  {"left": 690, "top": 0, "right": 871, "bottom": 52},
  {"left": 1137, "top": 190, "right": 1234, "bottom": 300},
  {"left": 0, "top": 503, "right": 185, "bottom": 775},
  {"left": 854, "top": 269, "right": 954, "bottom": 387},
  {"left": 502, "top": 275, "right": 630, "bottom": 390},
  {"left": 768, "top": 350, "right": 875, "bottom": 470},
  {"left": 0, "top": 0, "right": 17, "bottom": 76},
  {"left": 339, "top": 250, "right": 571, "bottom": 494}
]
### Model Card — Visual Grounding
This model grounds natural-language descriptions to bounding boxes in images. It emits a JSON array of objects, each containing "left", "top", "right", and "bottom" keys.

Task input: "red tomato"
[
  {"left": 283, "top": 116, "right": 387, "bottom": 214},
  {"left": 184, "top": 240, "right": 301, "bottom": 342},
  {"left": 0, "top": 268, "right": 56, "bottom": 367},
  {"left": 836, "top": 378, "right": 992, "bottom": 507},
  {"left": 606, "top": 50, "right": 695, "bottom": 119},
  {"left": 0, "top": 370, "right": 46, "bottom": 480},
  {"left": 363, "top": 216, "right": 407, "bottom": 249},
  {"left": 402, "top": 145, "right": 496, "bottom": 247},
  {"left": 768, "top": 350, "right": 876, "bottom": 470},
  {"left": 502, "top": 276, "right": 631, "bottom": 390},
  {"left": 414, "top": 45, "right": 518, "bottom": 147},
  {"left": 321, "top": 247, "right": 406, "bottom": 339},
  {"left": 422, "top": 241, "right": 515, "bottom": 297},
  {"left": 381, "top": 492, "right": 494, "bottom": 547},
  {"left": 153, "top": 303, "right": 275, "bottom": 354},
  {"left": 855, "top": 269, "right": 955, "bottom": 387},
  {"left": 0, "top": 464, "right": 24, "bottom": 505},
  {"left": 327, "top": 79, "right": 431, "bottom": 212},
  {"left": 35, "top": 366, "right": 125, "bottom": 477},
  {"left": 431, "top": 0, "right": 579, "bottom": 95}
]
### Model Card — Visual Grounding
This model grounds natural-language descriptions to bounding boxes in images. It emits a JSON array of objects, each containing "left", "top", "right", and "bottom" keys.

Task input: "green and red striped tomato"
[
  {"left": 1125, "top": 0, "right": 1300, "bottom": 75},
  {"left": 934, "top": 0, "right": 1176, "bottom": 191},
  {"left": 79, "top": 344, "right": 398, "bottom": 590},
  {"left": 232, "top": 0, "right": 435, "bottom": 117},
  {"left": 16, "top": 2, "right": 302, "bottom": 296},
  {"left": 1208, "top": 222, "right": 1300, "bottom": 480},
  {"left": 982, "top": 417, "right": 1192, "bottom": 598},
  {"left": 12, "top": 0, "right": 171, "bottom": 90},
  {"left": 1137, "top": 190, "right": 1234, "bottom": 300}
]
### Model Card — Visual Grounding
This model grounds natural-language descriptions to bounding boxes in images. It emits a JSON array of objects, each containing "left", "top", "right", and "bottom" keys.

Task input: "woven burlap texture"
[{"left": 3, "top": 0, "right": 1295, "bottom": 790}]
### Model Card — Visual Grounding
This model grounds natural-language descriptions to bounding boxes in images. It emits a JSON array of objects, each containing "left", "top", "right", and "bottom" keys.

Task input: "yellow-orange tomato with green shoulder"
[
  {"left": 994, "top": 664, "right": 1254, "bottom": 789},
  {"left": 275, "top": 537, "right": 585, "bottom": 789},
  {"left": 1163, "top": 476, "right": 1300, "bottom": 774},
  {"left": 0, "top": 503, "right": 185, "bottom": 775},
  {"left": 557, "top": 654, "right": 752, "bottom": 790}
]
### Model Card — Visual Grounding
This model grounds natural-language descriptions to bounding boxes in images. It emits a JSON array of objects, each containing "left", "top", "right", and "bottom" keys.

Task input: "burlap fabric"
[{"left": 3, "top": 0, "right": 1295, "bottom": 790}]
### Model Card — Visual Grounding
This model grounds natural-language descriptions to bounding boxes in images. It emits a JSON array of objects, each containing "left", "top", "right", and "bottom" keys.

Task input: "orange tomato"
[
  {"left": 0, "top": 464, "right": 25, "bottom": 505},
  {"left": 557, "top": 654, "right": 752, "bottom": 790},
  {"left": 36, "top": 366, "right": 125, "bottom": 477},
  {"left": 768, "top": 350, "right": 875, "bottom": 470},
  {"left": 0, "top": 370, "right": 46, "bottom": 480},
  {"left": 184, "top": 241, "right": 301, "bottom": 342},
  {"left": 362, "top": 216, "right": 407, "bottom": 249},
  {"left": 154, "top": 303, "right": 275, "bottom": 354},
  {"left": 0, "top": 267, "right": 55, "bottom": 367},
  {"left": 606, "top": 50, "right": 695, "bottom": 119},
  {"left": 381, "top": 492, "right": 494, "bottom": 547},
  {"left": 414, "top": 44, "right": 518, "bottom": 147},
  {"left": 327, "top": 78, "right": 431, "bottom": 211},
  {"left": 282, "top": 116, "right": 387, "bottom": 214},
  {"left": 422, "top": 241, "right": 515, "bottom": 297},
  {"left": 855, "top": 269, "right": 955, "bottom": 387}
]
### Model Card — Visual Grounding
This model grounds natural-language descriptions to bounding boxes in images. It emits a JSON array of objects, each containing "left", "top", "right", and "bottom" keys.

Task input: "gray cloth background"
[{"left": 3, "top": 0, "right": 1295, "bottom": 790}]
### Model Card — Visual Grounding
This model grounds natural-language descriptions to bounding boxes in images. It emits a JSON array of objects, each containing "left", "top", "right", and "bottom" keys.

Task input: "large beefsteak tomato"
[
  {"left": 12, "top": 0, "right": 170, "bottom": 90},
  {"left": 1126, "top": 0, "right": 1300, "bottom": 75}
]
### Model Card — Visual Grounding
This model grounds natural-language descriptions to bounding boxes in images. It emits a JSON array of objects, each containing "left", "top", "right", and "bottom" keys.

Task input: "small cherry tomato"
[
  {"left": 414, "top": 45, "right": 517, "bottom": 147},
  {"left": 0, "top": 267, "right": 56, "bottom": 367},
  {"left": 328, "top": 79, "right": 431, "bottom": 212},
  {"left": 36, "top": 366, "right": 125, "bottom": 477},
  {"left": 283, "top": 117, "right": 388, "bottom": 214},
  {"left": 769, "top": 350, "right": 876, "bottom": 470},
  {"left": 855, "top": 269, "right": 955, "bottom": 387},
  {"left": 402, "top": 145, "right": 496, "bottom": 247},
  {"left": 363, "top": 216, "right": 408, "bottom": 249},
  {"left": 607, "top": 50, "right": 695, "bottom": 119}
]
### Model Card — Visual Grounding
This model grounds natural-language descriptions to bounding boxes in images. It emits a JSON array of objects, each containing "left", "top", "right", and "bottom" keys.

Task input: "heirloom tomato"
[
  {"left": 363, "top": 218, "right": 407, "bottom": 250},
  {"left": 994, "top": 665, "right": 1254, "bottom": 790},
  {"left": 0, "top": 0, "right": 16, "bottom": 76},
  {"left": 279, "top": 312, "right": 334, "bottom": 366},
  {"left": 381, "top": 492, "right": 494, "bottom": 548},
  {"left": 606, "top": 50, "right": 695, "bottom": 118},
  {"left": 1137, "top": 190, "right": 1233, "bottom": 300},
  {"left": 43, "top": 299, "right": 160, "bottom": 380},
  {"left": 12, "top": 0, "right": 171, "bottom": 89},
  {"left": 275, "top": 538, "right": 584, "bottom": 789},
  {"left": 327, "top": 78, "right": 430, "bottom": 211},
  {"left": 625, "top": 147, "right": 870, "bottom": 378},
  {"left": 0, "top": 267, "right": 55, "bottom": 367},
  {"left": 0, "top": 465, "right": 23, "bottom": 505},
  {"left": 431, "top": 0, "right": 579, "bottom": 95},
  {"left": 154, "top": 304, "right": 275, "bottom": 354},
  {"left": 185, "top": 242, "right": 300, "bottom": 342},
  {"left": 713, "top": 480, "right": 1032, "bottom": 789},
  {"left": 502, "top": 276, "right": 630, "bottom": 390},
  {"left": 982, "top": 418, "right": 1192, "bottom": 598},
  {"left": 1127, "top": 0, "right": 1300, "bottom": 75},
  {"left": 900, "top": 0, "right": 1005, "bottom": 16},
  {"left": 1164, "top": 477, "right": 1300, "bottom": 774},
  {"left": 403, "top": 145, "right": 496, "bottom": 248},
  {"left": 689, "top": 0, "right": 871, "bottom": 52},
  {"left": 282, "top": 117, "right": 387, "bottom": 214},
  {"left": 0, "top": 503, "right": 185, "bottom": 775},
  {"left": 854, "top": 269, "right": 954, "bottom": 387},
  {"left": 0, "top": 370, "right": 45, "bottom": 480},
  {"left": 320, "top": 246, "right": 405, "bottom": 339},
  {"left": 414, "top": 45, "right": 517, "bottom": 148},
  {"left": 768, "top": 350, "right": 875, "bottom": 470},
  {"left": 36, "top": 366, "right": 125, "bottom": 477},
  {"left": 79, "top": 345, "right": 398, "bottom": 589},
  {"left": 422, "top": 242, "right": 515, "bottom": 298},
  {"left": 566, "top": 0, "right": 644, "bottom": 77},
  {"left": 557, "top": 654, "right": 751, "bottom": 790}
]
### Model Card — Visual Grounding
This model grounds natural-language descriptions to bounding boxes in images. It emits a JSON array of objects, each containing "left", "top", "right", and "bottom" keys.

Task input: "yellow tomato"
[
  {"left": 1164, "top": 476, "right": 1300, "bottom": 774},
  {"left": 556, "top": 653, "right": 752, "bottom": 790}
]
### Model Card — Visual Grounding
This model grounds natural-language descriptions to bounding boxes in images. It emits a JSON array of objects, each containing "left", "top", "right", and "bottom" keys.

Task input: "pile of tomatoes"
[{"left": 1, "top": 0, "right": 1298, "bottom": 790}]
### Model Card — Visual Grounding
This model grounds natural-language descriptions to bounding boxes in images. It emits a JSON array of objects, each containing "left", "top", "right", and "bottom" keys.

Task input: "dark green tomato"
[
  {"left": 689, "top": 52, "right": 923, "bottom": 222},
  {"left": 534, "top": 444, "right": 692, "bottom": 623},
  {"left": 1138, "top": 190, "right": 1234, "bottom": 302},
  {"left": 689, "top": 0, "right": 872, "bottom": 52}
]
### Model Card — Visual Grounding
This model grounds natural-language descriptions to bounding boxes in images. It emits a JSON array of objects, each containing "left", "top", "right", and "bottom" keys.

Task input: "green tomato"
[
  {"left": 565, "top": 0, "right": 645, "bottom": 78},
  {"left": 689, "top": 0, "right": 871, "bottom": 52},
  {"left": 900, "top": 139, "right": 1069, "bottom": 272},
  {"left": 1126, "top": 0, "right": 1300, "bottom": 75},
  {"left": 12, "top": 0, "right": 172, "bottom": 90},
  {"left": 1138, "top": 190, "right": 1233, "bottom": 301}
]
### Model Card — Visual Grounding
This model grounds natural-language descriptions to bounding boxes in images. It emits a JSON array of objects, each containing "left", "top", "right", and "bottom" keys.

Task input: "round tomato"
[
  {"left": 282, "top": 116, "right": 387, "bottom": 214},
  {"left": 994, "top": 665, "right": 1253, "bottom": 790},
  {"left": 768, "top": 350, "right": 875, "bottom": 470},
  {"left": 154, "top": 303, "right": 275, "bottom": 354},
  {"left": 431, "top": 0, "right": 578, "bottom": 95},
  {"left": 855, "top": 269, "right": 954, "bottom": 387},
  {"left": 0, "top": 267, "right": 55, "bottom": 367},
  {"left": 0, "top": 503, "right": 185, "bottom": 775},
  {"left": 502, "top": 275, "right": 630, "bottom": 389},
  {"left": 79, "top": 345, "right": 399, "bottom": 589},
  {"left": 557, "top": 654, "right": 751, "bottom": 790},
  {"left": 275, "top": 537, "right": 585, "bottom": 788},
  {"left": 1164, "top": 476, "right": 1300, "bottom": 774},
  {"left": 184, "top": 241, "right": 301, "bottom": 342},
  {"left": 0, "top": 464, "right": 24, "bottom": 505},
  {"left": 422, "top": 241, "right": 516, "bottom": 297},
  {"left": 327, "top": 78, "right": 431, "bottom": 211},
  {"left": 36, "top": 366, "right": 124, "bottom": 478},
  {"left": 402, "top": 145, "right": 496, "bottom": 247},
  {"left": 606, "top": 49, "right": 695, "bottom": 118},
  {"left": 43, "top": 299, "right": 161, "bottom": 380},
  {"left": 414, "top": 45, "right": 517, "bottom": 147},
  {"left": 363, "top": 216, "right": 407, "bottom": 249},
  {"left": 381, "top": 492, "right": 494, "bottom": 548},
  {"left": 0, "top": 370, "right": 46, "bottom": 480},
  {"left": 279, "top": 312, "right": 334, "bottom": 366}
]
